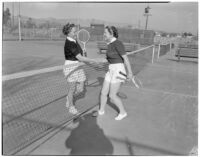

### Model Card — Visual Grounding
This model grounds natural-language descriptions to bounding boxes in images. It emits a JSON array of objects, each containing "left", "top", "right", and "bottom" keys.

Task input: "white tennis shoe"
[
  {"left": 69, "top": 106, "right": 78, "bottom": 115},
  {"left": 98, "top": 110, "right": 105, "bottom": 115},
  {"left": 115, "top": 112, "right": 127, "bottom": 120},
  {"left": 66, "top": 96, "right": 70, "bottom": 108}
]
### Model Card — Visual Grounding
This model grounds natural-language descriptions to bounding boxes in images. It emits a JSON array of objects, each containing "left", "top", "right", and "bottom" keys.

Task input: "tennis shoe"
[
  {"left": 115, "top": 113, "right": 127, "bottom": 120},
  {"left": 98, "top": 110, "right": 105, "bottom": 115},
  {"left": 69, "top": 106, "right": 78, "bottom": 115},
  {"left": 66, "top": 96, "right": 70, "bottom": 108}
]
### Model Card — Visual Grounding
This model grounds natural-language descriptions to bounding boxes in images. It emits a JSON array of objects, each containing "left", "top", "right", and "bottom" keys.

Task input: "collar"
[
  {"left": 108, "top": 37, "right": 117, "bottom": 44},
  {"left": 67, "top": 36, "right": 76, "bottom": 43}
]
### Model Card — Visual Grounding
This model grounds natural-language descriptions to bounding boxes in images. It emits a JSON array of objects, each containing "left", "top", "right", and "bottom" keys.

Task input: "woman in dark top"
[
  {"left": 63, "top": 23, "right": 97, "bottom": 114},
  {"left": 99, "top": 26, "right": 133, "bottom": 120}
]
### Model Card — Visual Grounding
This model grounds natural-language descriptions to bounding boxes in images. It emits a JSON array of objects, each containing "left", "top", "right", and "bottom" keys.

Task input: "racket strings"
[{"left": 78, "top": 29, "right": 90, "bottom": 43}]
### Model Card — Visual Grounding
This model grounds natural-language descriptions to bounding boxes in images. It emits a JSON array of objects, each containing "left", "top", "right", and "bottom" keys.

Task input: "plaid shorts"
[{"left": 63, "top": 60, "right": 86, "bottom": 82}]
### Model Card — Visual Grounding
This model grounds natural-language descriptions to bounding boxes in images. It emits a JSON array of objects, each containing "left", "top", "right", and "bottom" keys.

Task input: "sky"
[{"left": 3, "top": 1, "right": 198, "bottom": 34}]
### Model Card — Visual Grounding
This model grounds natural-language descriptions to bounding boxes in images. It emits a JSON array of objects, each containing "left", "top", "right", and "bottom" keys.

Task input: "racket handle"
[
  {"left": 119, "top": 71, "right": 127, "bottom": 77},
  {"left": 83, "top": 50, "right": 87, "bottom": 57}
]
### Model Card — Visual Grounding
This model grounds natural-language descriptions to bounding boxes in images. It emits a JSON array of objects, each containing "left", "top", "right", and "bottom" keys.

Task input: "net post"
[
  {"left": 169, "top": 41, "right": 172, "bottom": 53},
  {"left": 152, "top": 45, "right": 155, "bottom": 64},
  {"left": 157, "top": 44, "right": 161, "bottom": 59},
  {"left": 50, "top": 28, "right": 52, "bottom": 40}
]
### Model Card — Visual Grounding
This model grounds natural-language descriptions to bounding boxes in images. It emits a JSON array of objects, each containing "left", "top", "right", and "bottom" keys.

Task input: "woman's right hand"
[
  {"left": 94, "top": 58, "right": 107, "bottom": 63},
  {"left": 89, "top": 58, "right": 107, "bottom": 70}
]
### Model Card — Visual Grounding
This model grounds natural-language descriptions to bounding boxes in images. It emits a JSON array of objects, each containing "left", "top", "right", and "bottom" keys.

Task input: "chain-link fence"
[{"left": 3, "top": 25, "right": 155, "bottom": 45}]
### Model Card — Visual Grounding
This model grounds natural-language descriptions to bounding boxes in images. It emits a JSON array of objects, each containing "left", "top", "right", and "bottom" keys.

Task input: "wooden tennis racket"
[
  {"left": 77, "top": 29, "right": 90, "bottom": 57},
  {"left": 119, "top": 71, "right": 142, "bottom": 88}
]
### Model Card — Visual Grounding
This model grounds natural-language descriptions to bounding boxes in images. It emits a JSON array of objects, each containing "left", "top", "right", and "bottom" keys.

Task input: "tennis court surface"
[{"left": 7, "top": 49, "right": 197, "bottom": 156}]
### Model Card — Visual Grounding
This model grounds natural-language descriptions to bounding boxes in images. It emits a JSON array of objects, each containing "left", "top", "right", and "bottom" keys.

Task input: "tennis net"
[{"left": 2, "top": 45, "right": 155, "bottom": 155}]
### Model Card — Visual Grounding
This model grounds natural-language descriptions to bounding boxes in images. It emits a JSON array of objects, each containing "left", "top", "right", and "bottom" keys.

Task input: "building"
[{"left": 90, "top": 23, "right": 104, "bottom": 41}]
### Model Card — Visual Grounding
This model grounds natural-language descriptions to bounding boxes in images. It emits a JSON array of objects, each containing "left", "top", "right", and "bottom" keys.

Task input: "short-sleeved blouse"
[
  {"left": 64, "top": 38, "right": 83, "bottom": 61},
  {"left": 106, "top": 40, "right": 126, "bottom": 64}
]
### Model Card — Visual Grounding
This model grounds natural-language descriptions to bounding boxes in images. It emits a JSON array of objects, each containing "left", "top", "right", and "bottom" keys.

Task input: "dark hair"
[
  {"left": 105, "top": 26, "right": 118, "bottom": 38},
  {"left": 62, "top": 23, "right": 75, "bottom": 36}
]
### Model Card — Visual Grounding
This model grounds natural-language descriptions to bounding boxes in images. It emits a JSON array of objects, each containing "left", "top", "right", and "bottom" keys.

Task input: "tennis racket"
[
  {"left": 77, "top": 29, "right": 90, "bottom": 57},
  {"left": 119, "top": 71, "right": 142, "bottom": 88}
]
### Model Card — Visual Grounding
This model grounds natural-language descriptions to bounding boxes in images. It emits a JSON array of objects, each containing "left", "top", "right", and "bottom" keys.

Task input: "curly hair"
[
  {"left": 105, "top": 26, "right": 118, "bottom": 38},
  {"left": 62, "top": 23, "right": 75, "bottom": 36}
]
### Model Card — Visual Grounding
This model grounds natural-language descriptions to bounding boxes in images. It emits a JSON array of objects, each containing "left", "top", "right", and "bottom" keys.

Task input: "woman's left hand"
[
  {"left": 127, "top": 73, "right": 133, "bottom": 81},
  {"left": 96, "top": 58, "right": 107, "bottom": 63}
]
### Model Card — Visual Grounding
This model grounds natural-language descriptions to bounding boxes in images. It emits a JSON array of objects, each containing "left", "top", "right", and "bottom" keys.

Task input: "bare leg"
[
  {"left": 99, "top": 80, "right": 110, "bottom": 114},
  {"left": 66, "top": 82, "right": 78, "bottom": 114},
  {"left": 66, "top": 82, "right": 76, "bottom": 107},
  {"left": 109, "top": 82, "right": 127, "bottom": 120},
  {"left": 74, "top": 81, "right": 85, "bottom": 96}
]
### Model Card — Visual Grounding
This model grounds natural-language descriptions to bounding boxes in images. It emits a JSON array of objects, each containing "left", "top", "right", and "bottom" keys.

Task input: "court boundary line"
[
  {"left": 150, "top": 63, "right": 198, "bottom": 75},
  {"left": 2, "top": 65, "right": 63, "bottom": 81},
  {"left": 123, "top": 85, "right": 197, "bottom": 98}
]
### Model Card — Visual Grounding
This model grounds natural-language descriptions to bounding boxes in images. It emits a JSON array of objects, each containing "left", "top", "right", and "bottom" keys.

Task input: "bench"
[
  {"left": 97, "top": 41, "right": 140, "bottom": 53},
  {"left": 175, "top": 43, "right": 198, "bottom": 61}
]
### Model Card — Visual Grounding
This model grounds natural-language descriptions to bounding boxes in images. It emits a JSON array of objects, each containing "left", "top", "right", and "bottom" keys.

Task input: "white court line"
[
  {"left": 123, "top": 85, "right": 197, "bottom": 98},
  {"left": 2, "top": 66, "right": 63, "bottom": 81},
  {"left": 141, "top": 88, "right": 197, "bottom": 98},
  {"left": 155, "top": 94, "right": 171, "bottom": 106},
  {"left": 150, "top": 64, "right": 198, "bottom": 75}
]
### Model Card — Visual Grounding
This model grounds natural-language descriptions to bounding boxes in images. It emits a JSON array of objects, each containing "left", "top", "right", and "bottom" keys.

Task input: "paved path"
[{"left": 17, "top": 49, "right": 198, "bottom": 155}]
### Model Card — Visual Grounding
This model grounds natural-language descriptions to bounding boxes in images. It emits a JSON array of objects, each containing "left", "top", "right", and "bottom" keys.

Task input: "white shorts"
[
  {"left": 63, "top": 60, "right": 86, "bottom": 82},
  {"left": 105, "top": 63, "right": 127, "bottom": 83}
]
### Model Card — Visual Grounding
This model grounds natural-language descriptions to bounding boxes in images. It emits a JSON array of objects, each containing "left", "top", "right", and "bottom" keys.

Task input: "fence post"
[{"left": 18, "top": 16, "right": 21, "bottom": 41}]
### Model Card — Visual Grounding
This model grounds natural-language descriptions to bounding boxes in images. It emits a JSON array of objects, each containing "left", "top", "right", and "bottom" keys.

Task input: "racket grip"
[
  {"left": 119, "top": 71, "right": 127, "bottom": 77},
  {"left": 83, "top": 51, "right": 87, "bottom": 57}
]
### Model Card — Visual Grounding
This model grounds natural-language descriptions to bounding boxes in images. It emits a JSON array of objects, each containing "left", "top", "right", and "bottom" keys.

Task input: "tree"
[
  {"left": 182, "top": 32, "right": 193, "bottom": 37},
  {"left": 161, "top": 32, "right": 167, "bottom": 37},
  {"left": 187, "top": 32, "right": 193, "bottom": 36},
  {"left": 3, "top": 8, "right": 11, "bottom": 26},
  {"left": 145, "top": 6, "right": 150, "bottom": 14},
  {"left": 26, "top": 18, "right": 36, "bottom": 28},
  {"left": 38, "top": 21, "right": 50, "bottom": 29}
]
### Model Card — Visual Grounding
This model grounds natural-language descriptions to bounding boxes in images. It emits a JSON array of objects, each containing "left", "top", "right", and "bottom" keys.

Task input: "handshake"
[
  {"left": 90, "top": 58, "right": 107, "bottom": 64},
  {"left": 87, "top": 58, "right": 107, "bottom": 70}
]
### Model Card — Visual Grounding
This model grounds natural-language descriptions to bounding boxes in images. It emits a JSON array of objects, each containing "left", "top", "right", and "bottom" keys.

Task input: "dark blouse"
[
  {"left": 106, "top": 40, "right": 126, "bottom": 64},
  {"left": 64, "top": 38, "right": 83, "bottom": 61}
]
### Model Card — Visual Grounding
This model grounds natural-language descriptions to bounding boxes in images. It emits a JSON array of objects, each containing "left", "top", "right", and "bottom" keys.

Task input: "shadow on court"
[{"left": 65, "top": 112, "right": 113, "bottom": 155}]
